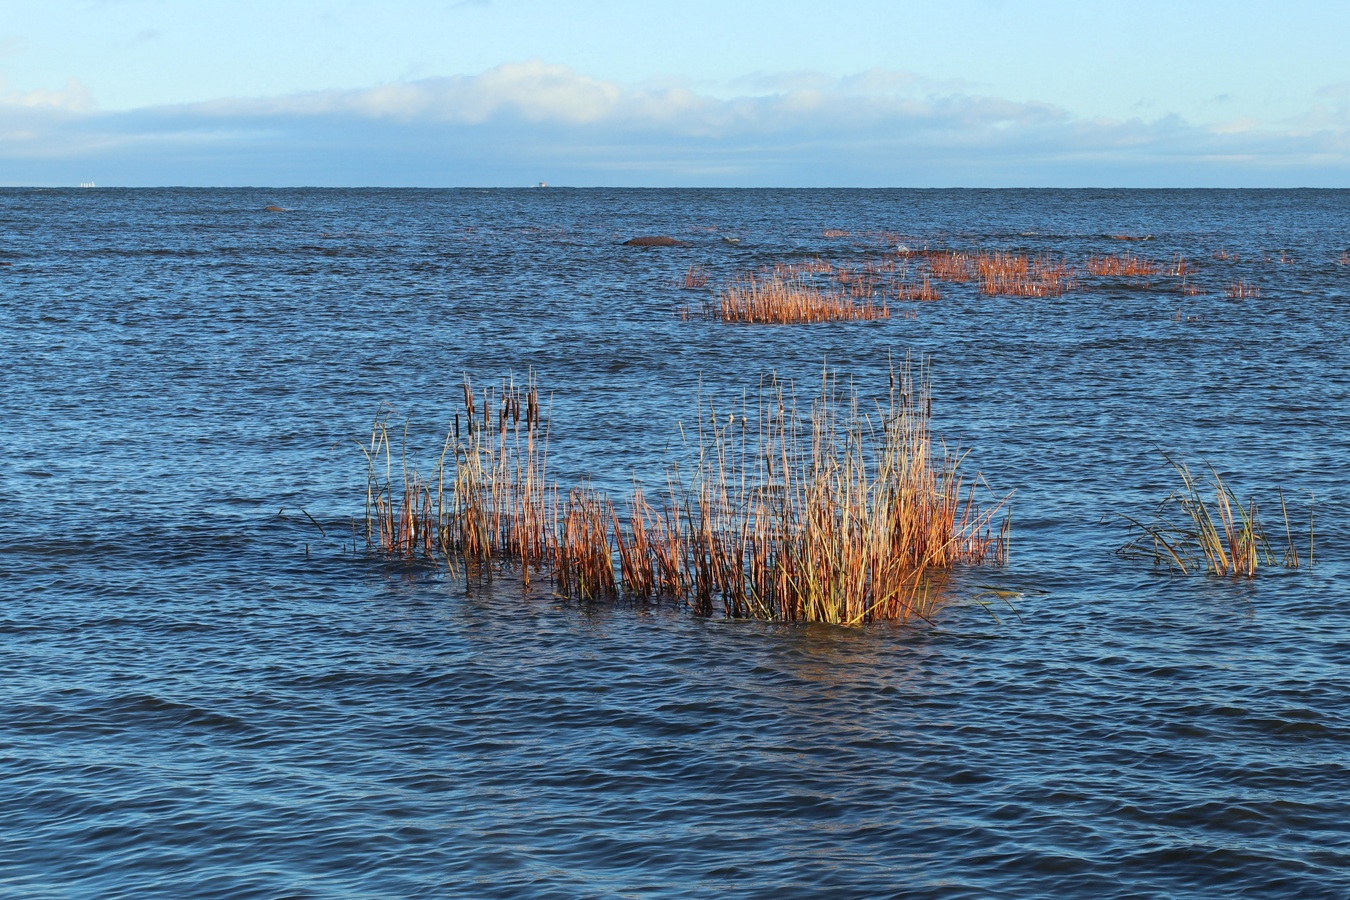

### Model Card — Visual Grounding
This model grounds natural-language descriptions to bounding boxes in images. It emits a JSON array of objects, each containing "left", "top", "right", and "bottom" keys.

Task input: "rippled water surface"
[{"left": 4, "top": 188, "right": 1349, "bottom": 898}]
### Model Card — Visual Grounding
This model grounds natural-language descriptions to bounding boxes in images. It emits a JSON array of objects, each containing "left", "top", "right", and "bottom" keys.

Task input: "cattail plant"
[{"left": 360, "top": 362, "right": 1008, "bottom": 625}]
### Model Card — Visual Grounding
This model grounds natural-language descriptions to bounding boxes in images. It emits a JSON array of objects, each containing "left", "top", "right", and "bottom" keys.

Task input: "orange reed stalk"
[
  {"left": 896, "top": 275, "right": 941, "bottom": 301},
  {"left": 977, "top": 252, "right": 1071, "bottom": 297},
  {"left": 927, "top": 251, "right": 974, "bottom": 282},
  {"left": 1087, "top": 252, "right": 1158, "bottom": 277},
  {"left": 680, "top": 266, "right": 709, "bottom": 289}
]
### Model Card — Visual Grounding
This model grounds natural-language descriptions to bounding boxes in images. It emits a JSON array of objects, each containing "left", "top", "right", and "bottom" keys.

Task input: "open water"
[{"left": 3, "top": 188, "right": 1349, "bottom": 898}]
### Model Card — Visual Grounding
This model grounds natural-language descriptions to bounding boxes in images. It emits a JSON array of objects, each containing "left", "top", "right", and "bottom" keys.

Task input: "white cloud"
[
  {"left": 176, "top": 61, "right": 1034, "bottom": 139},
  {"left": 183, "top": 61, "right": 705, "bottom": 128},
  {"left": 1, "top": 77, "right": 95, "bottom": 112},
  {"left": 2, "top": 61, "right": 1349, "bottom": 186}
]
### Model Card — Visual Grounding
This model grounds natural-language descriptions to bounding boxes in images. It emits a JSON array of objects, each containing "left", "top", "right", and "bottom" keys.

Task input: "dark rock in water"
[
  {"left": 264, "top": 205, "right": 286, "bottom": 212},
  {"left": 623, "top": 236, "right": 690, "bottom": 247}
]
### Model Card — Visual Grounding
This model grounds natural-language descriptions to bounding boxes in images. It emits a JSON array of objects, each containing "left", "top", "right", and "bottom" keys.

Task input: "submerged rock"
[
  {"left": 623, "top": 235, "right": 690, "bottom": 247},
  {"left": 264, "top": 205, "right": 286, "bottom": 212}
]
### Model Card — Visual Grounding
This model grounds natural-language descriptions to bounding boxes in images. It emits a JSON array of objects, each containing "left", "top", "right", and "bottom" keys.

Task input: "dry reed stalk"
[
  {"left": 677, "top": 361, "right": 1007, "bottom": 623},
  {"left": 1225, "top": 280, "right": 1260, "bottom": 299},
  {"left": 712, "top": 273, "right": 890, "bottom": 324},
  {"left": 927, "top": 251, "right": 974, "bottom": 282},
  {"left": 680, "top": 266, "right": 709, "bottom": 289},
  {"left": 1338, "top": 251, "right": 1349, "bottom": 266},
  {"left": 627, "top": 481, "right": 687, "bottom": 598},
  {"left": 978, "top": 251, "right": 1029, "bottom": 277},
  {"left": 823, "top": 229, "right": 851, "bottom": 238},
  {"left": 1167, "top": 255, "right": 1193, "bottom": 277},
  {"left": 865, "top": 258, "right": 897, "bottom": 274},
  {"left": 361, "top": 408, "right": 443, "bottom": 558},
  {"left": 977, "top": 252, "right": 1071, "bottom": 297},
  {"left": 896, "top": 275, "right": 941, "bottom": 301},
  {"left": 850, "top": 274, "right": 878, "bottom": 299},
  {"left": 1087, "top": 253, "right": 1158, "bottom": 277},
  {"left": 769, "top": 259, "right": 833, "bottom": 278},
  {"left": 550, "top": 487, "right": 617, "bottom": 600}
]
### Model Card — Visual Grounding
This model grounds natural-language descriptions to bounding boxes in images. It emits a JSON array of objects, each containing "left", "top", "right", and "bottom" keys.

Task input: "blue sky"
[{"left": 3, "top": 0, "right": 1349, "bottom": 186}]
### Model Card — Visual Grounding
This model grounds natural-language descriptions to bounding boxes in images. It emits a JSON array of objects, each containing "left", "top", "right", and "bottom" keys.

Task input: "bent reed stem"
[{"left": 1116, "top": 456, "right": 1313, "bottom": 577}]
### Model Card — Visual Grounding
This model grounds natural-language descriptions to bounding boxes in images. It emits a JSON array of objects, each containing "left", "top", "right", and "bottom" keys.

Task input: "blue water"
[{"left": 3, "top": 188, "right": 1348, "bottom": 898}]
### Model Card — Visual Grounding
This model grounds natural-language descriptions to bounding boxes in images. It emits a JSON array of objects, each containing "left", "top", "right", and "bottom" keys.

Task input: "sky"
[{"left": 3, "top": 0, "right": 1349, "bottom": 187}]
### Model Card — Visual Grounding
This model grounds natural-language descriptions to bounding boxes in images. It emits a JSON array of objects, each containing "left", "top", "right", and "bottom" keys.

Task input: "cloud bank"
[{"left": 3, "top": 61, "right": 1348, "bottom": 186}]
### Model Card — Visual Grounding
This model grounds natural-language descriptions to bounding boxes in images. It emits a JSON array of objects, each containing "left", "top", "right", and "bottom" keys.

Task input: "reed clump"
[
  {"left": 864, "top": 257, "right": 898, "bottom": 274},
  {"left": 896, "top": 274, "right": 941, "bottom": 301},
  {"left": 677, "top": 366, "right": 1007, "bottom": 622},
  {"left": 362, "top": 362, "right": 1008, "bottom": 624},
  {"left": 976, "top": 252, "right": 1072, "bottom": 297},
  {"left": 769, "top": 258, "right": 833, "bottom": 277},
  {"left": 1087, "top": 252, "right": 1158, "bottom": 277},
  {"left": 712, "top": 273, "right": 890, "bottom": 324},
  {"left": 927, "top": 250, "right": 975, "bottom": 282},
  {"left": 680, "top": 265, "right": 709, "bottom": 289},
  {"left": 1117, "top": 458, "right": 1312, "bottom": 577},
  {"left": 1225, "top": 280, "right": 1260, "bottom": 299},
  {"left": 362, "top": 375, "right": 552, "bottom": 578}
]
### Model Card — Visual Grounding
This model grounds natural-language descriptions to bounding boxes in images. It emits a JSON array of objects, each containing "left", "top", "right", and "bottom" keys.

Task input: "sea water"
[{"left": 3, "top": 188, "right": 1348, "bottom": 898}]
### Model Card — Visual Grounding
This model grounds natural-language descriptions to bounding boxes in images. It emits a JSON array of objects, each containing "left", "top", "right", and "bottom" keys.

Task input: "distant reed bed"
[
  {"left": 703, "top": 273, "right": 890, "bottom": 324},
  {"left": 362, "top": 363, "right": 1008, "bottom": 624},
  {"left": 677, "top": 237, "right": 1297, "bottom": 319},
  {"left": 1086, "top": 252, "right": 1157, "bottom": 277}
]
